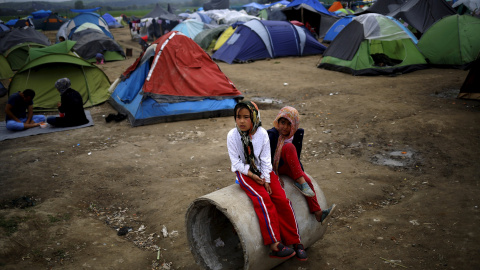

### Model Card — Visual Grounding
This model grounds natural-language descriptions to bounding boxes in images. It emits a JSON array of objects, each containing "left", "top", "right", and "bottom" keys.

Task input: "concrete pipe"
[{"left": 185, "top": 174, "right": 330, "bottom": 270}]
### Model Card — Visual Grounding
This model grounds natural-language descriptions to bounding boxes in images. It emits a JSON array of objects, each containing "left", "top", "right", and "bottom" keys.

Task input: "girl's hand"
[
  {"left": 264, "top": 183, "right": 272, "bottom": 195},
  {"left": 249, "top": 172, "right": 265, "bottom": 185}
]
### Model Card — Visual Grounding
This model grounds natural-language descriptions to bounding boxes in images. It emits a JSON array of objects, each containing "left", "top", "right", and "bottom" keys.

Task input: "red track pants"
[
  {"left": 236, "top": 171, "right": 301, "bottom": 246},
  {"left": 278, "top": 143, "right": 322, "bottom": 213}
]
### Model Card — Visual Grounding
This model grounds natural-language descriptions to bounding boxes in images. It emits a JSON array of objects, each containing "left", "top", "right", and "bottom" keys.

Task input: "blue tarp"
[
  {"left": 212, "top": 20, "right": 326, "bottom": 64},
  {"left": 242, "top": 2, "right": 267, "bottom": 10},
  {"left": 267, "top": 0, "right": 291, "bottom": 7},
  {"left": 70, "top": 7, "right": 101, "bottom": 13},
  {"left": 286, "top": 0, "right": 336, "bottom": 16},
  {"left": 32, "top": 10, "right": 52, "bottom": 19}
]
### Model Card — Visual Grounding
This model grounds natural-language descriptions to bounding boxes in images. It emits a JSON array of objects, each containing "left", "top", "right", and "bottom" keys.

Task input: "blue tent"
[
  {"left": 5, "top": 19, "right": 18, "bottom": 26},
  {"left": 0, "top": 23, "right": 10, "bottom": 33},
  {"left": 64, "top": 12, "right": 112, "bottom": 39},
  {"left": 102, "top": 13, "right": 122, "bottom": 28},
  {"left": 212, "top": 20, "right": 326, "bottom": 64},
  {"left": 282, "top": 0, "right": 338, "bottom": 38},
  {"left": 171, "top": 19, "right": 206, "bottom": 39},
  {"left": 323, "top": 15, "right": 354, "bottom": 43}
]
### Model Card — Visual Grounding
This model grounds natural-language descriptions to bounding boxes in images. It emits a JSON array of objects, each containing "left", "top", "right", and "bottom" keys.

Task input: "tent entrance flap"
[{"left": 369, "top": 39, "right": 406, "bottom": 66}]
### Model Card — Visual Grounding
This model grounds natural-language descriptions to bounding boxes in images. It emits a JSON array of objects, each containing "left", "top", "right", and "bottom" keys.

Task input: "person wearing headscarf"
[
  {"left": 46, "top": 78, "right": 88, "bottom": 128},
  {"left": 227, "top": 101, "right": 308, "bottom": 261},
  {"left": 268, "top": 106, "right": 336, "bottom": 224}
]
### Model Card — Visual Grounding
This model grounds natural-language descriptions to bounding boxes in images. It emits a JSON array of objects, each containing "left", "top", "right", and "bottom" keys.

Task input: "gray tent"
[
  {"left": 0, "top": 27, "right": 50, "bottom": 55},
  {"left": 204, "top": 0, "right": 230, "bottom": 11},
  {"left": 143, "top": 3, "right": 179, "bottom": 21},
  {"left": 71, "top": 28, "right": 125, "bottom": 62},
  {"left": 357, "top": 0, "right": 456, "bottom": 34}
]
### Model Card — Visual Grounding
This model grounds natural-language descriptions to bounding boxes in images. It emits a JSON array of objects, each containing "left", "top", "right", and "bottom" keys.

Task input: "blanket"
[{"left": 0, "top": 110, "right": 94, "bottom": 141}]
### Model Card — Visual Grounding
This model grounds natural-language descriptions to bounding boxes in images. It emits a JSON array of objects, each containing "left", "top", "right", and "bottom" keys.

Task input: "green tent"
[
  {"left": 4, "top": 42, "right": 47, "bottom": 70},
  {"left": 8, "top": 53, "right": 111, "bottom": 110},
  {"left": 417, "top": 15, "right": 480, "bottom": 69},
  {"left": 318, "top": 13, "right": 428, "bottom": 76},
  {"left": 27, "top": 40, "right": 77, "bottom": 61},
  {"left": 0, "top": 55, "right": 13, "bottom": 79}
]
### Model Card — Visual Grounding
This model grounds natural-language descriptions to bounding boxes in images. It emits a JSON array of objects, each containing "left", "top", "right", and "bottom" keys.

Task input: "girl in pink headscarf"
[{"left": 268, "top": 106, "right": 336, "bottom": 224}]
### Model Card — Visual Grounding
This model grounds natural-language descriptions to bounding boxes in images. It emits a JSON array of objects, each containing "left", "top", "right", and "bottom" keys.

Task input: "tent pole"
[{"left": 301, "top": 7, "right": 304, "bottom": 24}]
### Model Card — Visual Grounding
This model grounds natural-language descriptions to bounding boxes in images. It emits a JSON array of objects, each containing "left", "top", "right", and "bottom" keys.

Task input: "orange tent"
[{"left": 328, "top": 1, "right": 343, "bottom": 12}]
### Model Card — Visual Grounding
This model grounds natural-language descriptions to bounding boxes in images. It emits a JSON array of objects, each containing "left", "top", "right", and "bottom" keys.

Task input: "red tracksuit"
[
  {"left": 236, "top": 170, "right": 301, "bottom": 246},
  {"left": 278, "top": 143, "right": 321, "bottom": 213}
]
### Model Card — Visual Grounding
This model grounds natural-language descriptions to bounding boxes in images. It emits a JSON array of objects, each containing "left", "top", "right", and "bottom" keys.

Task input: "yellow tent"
[{"left": 213, "top": 26, "right": 236, "bottom": 52}]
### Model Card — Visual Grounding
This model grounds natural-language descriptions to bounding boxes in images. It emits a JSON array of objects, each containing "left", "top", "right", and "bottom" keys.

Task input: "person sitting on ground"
[
  {"left": 268, "top": 106, "right": 336, "bottom": 224},
  {"left": 46, "top": 78, "right": 89, "bottom": 128},
  {"left": 227, "top": 101, "right": 308, "bottom": 261},
  {"left": 5, "top": 89, "right": 45, "bottom": 131},
  {"left": 95, "top": 52, "right": 104, "bottom": 64}
]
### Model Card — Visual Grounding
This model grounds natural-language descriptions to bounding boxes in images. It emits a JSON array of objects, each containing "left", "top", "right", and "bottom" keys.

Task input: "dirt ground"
[{"left": 1, "top": 26, "right": 479, "bottom": 270}]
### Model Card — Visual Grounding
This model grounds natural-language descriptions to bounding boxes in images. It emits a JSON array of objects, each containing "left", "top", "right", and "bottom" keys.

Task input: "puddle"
[
  {"left": 431, "top": 88, "right": 459, "bottom": 99},
  {"left": 250, "top": 97, "right": 284, "bottom": 109},
  {"left": 251, "top": 97, "right": 283, "bottom": 104},
  {"left": 1, "top": 196, "right": 38, "bottom": 209},
  {"left": 370, "top": 150, "right": 419, "bottom": 168}
]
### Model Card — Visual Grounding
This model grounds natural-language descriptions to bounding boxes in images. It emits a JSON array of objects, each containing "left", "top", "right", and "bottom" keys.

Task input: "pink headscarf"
[{"left": 272, "top": 106, "right": 299, "bottom": 174}]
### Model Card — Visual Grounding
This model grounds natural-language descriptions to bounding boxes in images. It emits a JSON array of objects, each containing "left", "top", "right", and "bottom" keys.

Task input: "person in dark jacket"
[
  {"left": 267, "top": 106, "right": 336, "bottom": 224},
  {"left": 47, "top": 78, "right": 89, "bottom": 128}
]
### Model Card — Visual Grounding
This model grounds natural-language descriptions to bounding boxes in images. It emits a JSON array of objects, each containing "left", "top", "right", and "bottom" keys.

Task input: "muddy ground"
[{"left": 0, "top": 27, "right": 479, "bottom": 270}]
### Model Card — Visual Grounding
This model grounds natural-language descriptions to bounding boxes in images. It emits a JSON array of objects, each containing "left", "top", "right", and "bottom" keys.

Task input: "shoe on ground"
[
  {"left": 269, "top": 243, "right": 296, "bottom": 259},
  {"left": 293, "top": 244, "right": 308, "bottom": 261},
  {"left": 294, "top": 182, "right": 315, "bottom": 197},
  {"left": 105, "top": 113, "right": 116, "bottom": 123},
  {"left": 114, "top": 113, "right": 127, "bottom": 122},
  {"left": 320, "top": 204, "right": 337, "bottom": 225}
]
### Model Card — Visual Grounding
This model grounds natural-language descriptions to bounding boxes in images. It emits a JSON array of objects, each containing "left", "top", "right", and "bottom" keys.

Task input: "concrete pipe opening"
[{"left": 186, "top": 174, "right": 331, "bottom": 270}]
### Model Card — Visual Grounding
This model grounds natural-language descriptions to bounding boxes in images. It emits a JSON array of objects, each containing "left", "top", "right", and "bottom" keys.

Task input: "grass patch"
[
  {"left": 47, "top": 213, "right": 72, "bottom": 223},
  {"left": 0, "top": 215, "right": 26, "bottom": 236}
]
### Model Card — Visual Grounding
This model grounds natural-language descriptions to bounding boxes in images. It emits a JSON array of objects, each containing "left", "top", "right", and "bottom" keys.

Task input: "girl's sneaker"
[
  {"left": 320, "top": 204, "right": 337, "bottom": 225},
  {"left": 294, "top": 182, "right": 315, "bottom": 197},
  {"left": 293, "top": 244, "right": 308, "bottom": 261},
  {"left": 269, "top": 243, "right": 296, "bottom": 259}
]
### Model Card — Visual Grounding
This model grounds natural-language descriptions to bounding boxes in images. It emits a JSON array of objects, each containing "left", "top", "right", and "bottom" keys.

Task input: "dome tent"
[
  {"left": 417, "top": 14, "right": 480, "bottom": 69},
  {"left": 212, "top": 20, "right": 326, "bottom": 64},
  {"left": 318, "top": 13, "right": 428, "bottom": 76},
  {"left": 109, "top": 31, "right": 242, "bottom": 127}
]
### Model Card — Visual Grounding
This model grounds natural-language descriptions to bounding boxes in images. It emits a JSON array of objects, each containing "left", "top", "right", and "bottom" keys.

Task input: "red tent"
[{"left": 143, "top": 31, "right": 241, "bottom": 101}]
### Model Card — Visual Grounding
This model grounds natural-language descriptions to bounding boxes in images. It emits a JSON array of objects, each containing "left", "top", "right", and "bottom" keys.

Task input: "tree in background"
[{"left": 74, "top": 1, "right": 84, "bottom": 10}]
